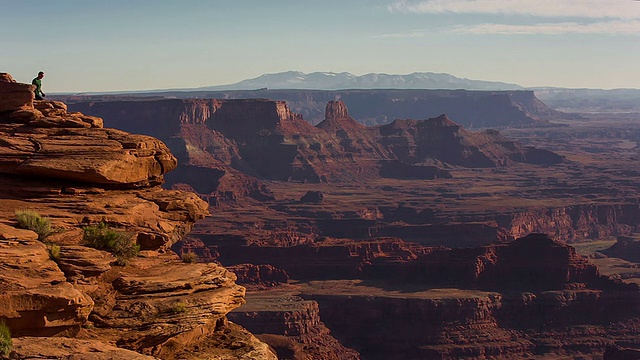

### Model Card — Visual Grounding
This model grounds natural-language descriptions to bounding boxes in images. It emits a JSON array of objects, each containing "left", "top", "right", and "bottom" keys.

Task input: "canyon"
[
  {"left": 62, "top": 88, "right": 567, "bottom": 127},
  {"left": 54, "top": 87, "right": 640, "bottom": 359}
]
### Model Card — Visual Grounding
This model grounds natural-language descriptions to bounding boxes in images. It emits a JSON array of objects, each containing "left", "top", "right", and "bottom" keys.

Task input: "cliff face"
[
  {"left": 0, "top": 74, "right": 276, "bottom": 359},
  {"left": 228, "top": 294, "right": 360, "bottom": 360},
  {"left": 286, "top": 235, "right": 640, "bottom": 359},
  {"left": 69, "top": 98, "right": 562, "bottom": 186},
  {"left": 63, "top": 88, "right": 566, "bottom": 127},
  {"left": 498, "top": 203, "right": 640, "bottom": 242}
]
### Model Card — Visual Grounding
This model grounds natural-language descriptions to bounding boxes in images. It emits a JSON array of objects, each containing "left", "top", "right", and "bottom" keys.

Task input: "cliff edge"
[{"left": 0, "top": 73, "right": 276, "bottom": 359}]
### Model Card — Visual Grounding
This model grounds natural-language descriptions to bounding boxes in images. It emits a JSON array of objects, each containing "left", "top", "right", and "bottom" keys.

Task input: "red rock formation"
[
  {"left": 229, "top": 293, "right": 360, "bottom": 359},
  {"left": 61, "top": 89, "right": 566, "bottom": 127},
  {"left": 375, "top": 114, "right": 562, "bottom": 167},
  {"left": 602, "top": 236, "right": 640, "bottom": 262},
  {"left": 0, "top": 75, "right": 275, "bottom": 359},
  {"left": 204, "top": 237, "right": 430, "bottom": 280},
  {"left": 291, "top": 234, "right": 640, "bottom": 359},
  {"left": 0, "top": 72, "right": 34, "bottom": 113},
  {"left": 497, "top": 204, "right": 640, "bottom": 242},
  {"left": 471, "top": 233, "right": 600, "bottom": 290},
  {"left": 69, "top": 98, "right": 561, "bottom": 186},
  {"left": 227, "top": 263, "right": 290, "bottom": 288},
  {"left": 301, "top": 283, "right": 529, "bottom": 360}
]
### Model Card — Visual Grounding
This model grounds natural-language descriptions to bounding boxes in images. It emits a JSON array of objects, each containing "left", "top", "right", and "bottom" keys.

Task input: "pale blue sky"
[{"left": 2, "top": 0, "right": 639, "bottom": 92}]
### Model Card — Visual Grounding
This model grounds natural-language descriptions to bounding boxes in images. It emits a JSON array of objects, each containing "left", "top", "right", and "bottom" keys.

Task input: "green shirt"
[{"left": 32, "top": 78, "right": 42, "bottom": 95}]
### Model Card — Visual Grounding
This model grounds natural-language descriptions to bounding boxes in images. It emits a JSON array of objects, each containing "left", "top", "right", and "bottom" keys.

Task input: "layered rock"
[
  {"left": 0, "top": 75, "right": 272, "bottom": 359},
  {"left": 85, "top": 254, "right": 247, "bottom": 357},
  {"left": 375, "top": 114, "right": 562, "bottom": 168},
  {"left": 229, "top": 292, "right": 360, "bottom": 360},
  {"left": 69, "top": 98, "right": 562, "bottom": 186},
  {"left": 288, "top": 236, "right": 640, "bottom": 359},
  {"left": 63, "top": 88, "right": 567, "bottom": 127},
  {"left": 301, "top": 283, "right": 527, "bottom": 360},
  {"left": 11, "top": 337, "right": 157, "bottom": 359},
  {"left": 0, "top": 232, "right": 94, "bottom": 337},
  {"left": 0, "top": 73, "right": 34, "bottom": 113}
]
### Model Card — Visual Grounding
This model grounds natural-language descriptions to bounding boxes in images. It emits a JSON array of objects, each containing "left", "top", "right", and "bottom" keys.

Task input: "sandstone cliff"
[
  {"left": 63, "top": 88, "right": 570, "bottom": 127},
  {"left": 0, "top": 73, "right": 276, "bottom": 359},
  {"left": 225, "top": 235, "right": 640, "bottom": 359},
  {"left": 69, "top": 98, "right": 562, "bottom": 186}
]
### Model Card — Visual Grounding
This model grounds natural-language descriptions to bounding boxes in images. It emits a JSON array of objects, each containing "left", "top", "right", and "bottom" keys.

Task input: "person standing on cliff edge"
[{"left": 32, "top": 71, "right": 45, "bottom": 100}]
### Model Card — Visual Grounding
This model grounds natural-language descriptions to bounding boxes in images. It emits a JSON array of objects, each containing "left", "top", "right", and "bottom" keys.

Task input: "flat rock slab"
[{"left": 11, "top": 337, "right": 158, "bottom": 359}]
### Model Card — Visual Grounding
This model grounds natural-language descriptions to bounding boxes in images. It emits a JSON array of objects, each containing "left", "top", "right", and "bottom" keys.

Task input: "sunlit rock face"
[{"left": 0, "top": 74, "right": 276, "bottom": 360}]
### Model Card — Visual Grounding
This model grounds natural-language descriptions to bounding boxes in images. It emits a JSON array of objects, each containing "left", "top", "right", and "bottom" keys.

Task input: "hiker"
[{"left": 32, "top": 71, "right": 46, "bottom": 100}]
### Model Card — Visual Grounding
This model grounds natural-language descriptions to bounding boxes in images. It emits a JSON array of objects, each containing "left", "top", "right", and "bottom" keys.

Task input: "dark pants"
[{"left": 35, "top": 93, "right": 44, "bottom": 100}]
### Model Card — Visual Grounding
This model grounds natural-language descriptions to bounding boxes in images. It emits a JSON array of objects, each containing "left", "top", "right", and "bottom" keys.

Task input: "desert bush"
[
  {"left": 171, "top": 301, "right": 188, "bottom": 313},
  {"left": 48, "top": 244, "right": 61, "bottom": 261},
  {"left": 181, "top": 251, "right": 198, "bottom": 263},
  {"left": 83, "top": 222, "right": 139, "bottom": 265},
  {"left": 0, "top": 320, "right": 12, "bottom": 357},
  {"left": 14, "top": 209, "right": 55, "bottom": 241}
]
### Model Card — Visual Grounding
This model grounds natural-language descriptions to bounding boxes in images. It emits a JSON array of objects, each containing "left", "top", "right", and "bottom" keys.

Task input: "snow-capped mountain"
[{"left": 197, "top": 71, "right": 523, "bottom": 91}]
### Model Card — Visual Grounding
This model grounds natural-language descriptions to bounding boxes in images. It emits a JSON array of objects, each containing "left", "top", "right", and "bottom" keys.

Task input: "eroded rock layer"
[
  {"left": 0, "top": 75, "right": 275, "bottom": 359},
  {"left": 69, "top": 98, "right": 561, "bottom": 189},
  {"left": 63, "top": 88, "right": 567, "bottom": 127},
  {"left": 227, "top": 235, "right": 640, "bottom": 359}
]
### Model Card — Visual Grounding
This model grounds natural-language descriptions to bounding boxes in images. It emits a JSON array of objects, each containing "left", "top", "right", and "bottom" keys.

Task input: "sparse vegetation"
[
  {"left": 181, "top": 251, "right": 198, "bottom": 263},
  {"left": 0, "top": 320, "right": 12, "bottom": 357},
  {"left": 83, "top": 222, "right": 139, "bottom": 265},
  {"left": 14, "top": 209, "right": 55, "bottom": 241},
  {"left": 171, "top": 301, "right": 188, "bottom": 313},
  {"left": 48, "top": 244, "right": 61, "bottom": 261}
]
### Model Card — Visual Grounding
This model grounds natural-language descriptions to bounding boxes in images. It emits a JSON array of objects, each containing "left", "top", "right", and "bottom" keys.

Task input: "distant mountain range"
[
  {"left": 195, "top": 71, "right": 524, "bottom": 91},
  {"left": 54, "top": 71, "right": 640, "bottom": 113}
]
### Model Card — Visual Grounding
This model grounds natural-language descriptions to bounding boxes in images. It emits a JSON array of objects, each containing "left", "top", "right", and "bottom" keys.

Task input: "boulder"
[
  {"left": 0, "top": 77, "right": 33, "bottom": 113},
  {"left": 0, "top": 237, "right": 93, "bottom": 336}
]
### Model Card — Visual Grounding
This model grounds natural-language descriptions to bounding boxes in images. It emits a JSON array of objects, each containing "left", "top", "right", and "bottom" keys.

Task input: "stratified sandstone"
[
  {"left": 0, "top": 73, "right": 34, "bottom": 113},
  {"left": 69, "top": 98, "right": 562, "bottom": 187},
  {"left": 0, "top": 235, "right": 93, "bottom": 337},
  {"left": 62, "top": 88, "right": 568, "bottom": 127},
  {"left": 229, "top": 292, "right": 360, "bottom": 360},
  {"left": 11, "top": 337, "right": 157, "bottom": 359},
  {"left": 0, "top": 74, "right": 272, "bottom": 359}
]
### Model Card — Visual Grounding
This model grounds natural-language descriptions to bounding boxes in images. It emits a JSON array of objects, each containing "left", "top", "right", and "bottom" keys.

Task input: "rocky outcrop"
[
  {"left": 86, "top": 254, "right": 247, "bottom": 357},
  {"left": 497, "top": 204, "right": 640, "bottom": 242},
  {"left": 229, "top": 292, "right": 360, "bottom": 360},
  {"left": 11, "top": 337, "right": 157, "bottom": 359},
  {"left": 602, "top": 235, "right": 640, "bottom": 262},
  {"left": 302, "top": 285, "right": 527, "bottom": 360},
  {"left": 0, "top": 94, "right": 175, "bottom": 188},
  {"left": 0, "top": 75, "right": 271, "bottom": 359},
  {"left": 203, "top": 237, "right": 430, "bottom": 280},
  {"left": 68, "top": 98, "right": 562, "bottom": 185},
  {"left": 227, "top": 264, "right": 290, "bottom": 288},
  {"left": 63, "top": 89, "right": 567, "bottom": 127},
  {"left": 0, "top": 73, "right": 34, "bottom": 113},
  {"left": 287, "top": 236, "right": 640, "bottom": 359},
  {"left": 0, "top": 235, "right": 94, "bottom": 337},
  {"left": 375, "top": 114, "right": 562, "bottom": 168}
]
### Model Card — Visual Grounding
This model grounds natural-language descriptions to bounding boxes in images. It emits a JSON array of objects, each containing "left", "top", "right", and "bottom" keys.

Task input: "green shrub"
[
  {"left": 83, "top": 223, "right": 139, "bottom": 265},
  {"left": 0, "top": 320, "right": 12, "bottom": 357},
  {"left": 171, "top": 301, "right": 188, "bottom": 313},
  {"left": 181, "top": 251, "right": 198, "bottom": 264},
  {"left": 15, "top": 209, "right": 55, "bottom": 241},
  {"left": 48, "top": 244, "right": 61, "bottom": 261}
]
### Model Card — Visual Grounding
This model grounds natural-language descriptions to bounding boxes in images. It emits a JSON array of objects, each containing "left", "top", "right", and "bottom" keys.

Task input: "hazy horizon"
[{"left": 3, "top": 0, "right": 639, "bottom": 92}]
